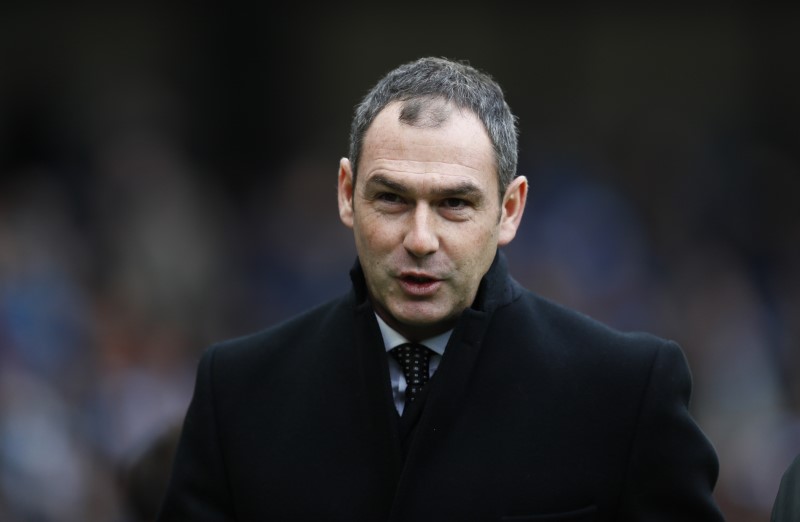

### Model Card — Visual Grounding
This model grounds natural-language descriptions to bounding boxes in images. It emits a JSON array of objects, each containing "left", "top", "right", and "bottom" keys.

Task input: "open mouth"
[
  {"left": 398, "top": 274, "right": 441, "bottom": 296},
  {"left": 403, "top": 275, "right": 435, "bottom": 284}
]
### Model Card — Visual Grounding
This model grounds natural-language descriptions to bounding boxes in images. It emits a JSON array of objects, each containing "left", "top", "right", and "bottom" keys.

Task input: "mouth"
[
  {"left": 397, "top": 273, "right": 442, "bottom": 296},
  {"left": 403, "top": 274, "right": 435, "bottom": 283}
]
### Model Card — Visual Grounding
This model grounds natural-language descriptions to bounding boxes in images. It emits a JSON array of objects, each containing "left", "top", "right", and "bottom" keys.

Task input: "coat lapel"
[
  {"left": 386, "top": 252, "right": 518, "bottom": 519},
  {"left": 349, "top": 263, "right": 405, "bottom": 480}
]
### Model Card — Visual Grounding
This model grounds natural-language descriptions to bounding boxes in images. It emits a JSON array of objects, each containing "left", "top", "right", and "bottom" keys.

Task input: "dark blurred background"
[{"left": 1, "top": 3, "right": 798, "bottom": 521}]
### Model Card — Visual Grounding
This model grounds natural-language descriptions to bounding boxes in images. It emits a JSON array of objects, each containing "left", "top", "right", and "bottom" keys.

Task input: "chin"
[
  {"left": 392, "top": 304, "right": 445, "bottom": 324},
  {"left": 393, "top": 307, "right": 457, "bottom": 334}
]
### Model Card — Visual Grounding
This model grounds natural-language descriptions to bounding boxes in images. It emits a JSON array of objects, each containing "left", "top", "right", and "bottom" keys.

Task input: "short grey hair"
[{"left": 348, "top": 57, "right": 519, "bottom": 196}]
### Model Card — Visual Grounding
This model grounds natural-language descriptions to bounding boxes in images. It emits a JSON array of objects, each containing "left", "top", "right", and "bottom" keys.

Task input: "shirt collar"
[{"left": 374, "top": 314, "right": 450, "bottom": 356}]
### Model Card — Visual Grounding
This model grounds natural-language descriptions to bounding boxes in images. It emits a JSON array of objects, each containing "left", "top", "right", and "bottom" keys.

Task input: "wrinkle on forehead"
[
  {"left": 364, "top": 170, "right": 484, "bottom": 194},
  {"left": 366, "top": 159, "right": 486, "bottom": 177},
  {"left": 366, "top": 103, "right": 492, "bottom": 156},
  {"left": 360, "top": 167, "right": 491, "bottom": 203},
  {"left": 358, "top": 102, "right": 498, "bottom": 196}
]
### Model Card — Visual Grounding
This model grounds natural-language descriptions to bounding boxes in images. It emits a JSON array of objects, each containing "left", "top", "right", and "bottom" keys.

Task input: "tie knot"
[{"left": 390, "top": 343, "right": 432, "bottom": 404}]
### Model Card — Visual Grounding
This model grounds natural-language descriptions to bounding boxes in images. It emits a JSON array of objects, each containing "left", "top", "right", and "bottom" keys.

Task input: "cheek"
[
  {"left": 449, "top": 223, "right": 499, "bottom": 273},
  {"left": 354, "top": 220, "right": 397, "bottom": 271},
  {"left": 360, "top": 228, "right": 390, "bottom": 257},
  {"left": 452, "top": 220, "right": 497, "bottom": 253},
  {"left": 358, "top": 214, "right": 402, "bottom": 250}
]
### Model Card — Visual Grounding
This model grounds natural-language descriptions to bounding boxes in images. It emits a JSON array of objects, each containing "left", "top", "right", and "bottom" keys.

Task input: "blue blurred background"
[{"left": 1, "top": 3, "right": 798, "bottom": 521}]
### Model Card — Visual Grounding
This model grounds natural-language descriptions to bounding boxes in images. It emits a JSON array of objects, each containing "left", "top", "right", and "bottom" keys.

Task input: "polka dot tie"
[{"left": 390, "top": 342, "right": 433, "bottom": 405}]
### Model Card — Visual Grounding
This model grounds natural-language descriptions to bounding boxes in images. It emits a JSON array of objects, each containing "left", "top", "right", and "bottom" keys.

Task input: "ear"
[
  {"left": 497, "top": 175, "right": 528, "bottom": 246},
  {"left": 338, "top": 157, "right": 355, "bottom": 229}
]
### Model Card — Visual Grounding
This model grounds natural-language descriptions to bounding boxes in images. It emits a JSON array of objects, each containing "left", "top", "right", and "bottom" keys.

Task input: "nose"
[{"left": 403, "top": 204, "right": 439, "bottom": 258}]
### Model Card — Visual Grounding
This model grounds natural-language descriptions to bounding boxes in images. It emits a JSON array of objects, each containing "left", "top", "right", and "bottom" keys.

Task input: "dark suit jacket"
[
  {"left": 772, "top": 454, "right": 800, "bottom": 522},
  {"left": 158, "top": 252, "right": 724, "bottom": 521}
]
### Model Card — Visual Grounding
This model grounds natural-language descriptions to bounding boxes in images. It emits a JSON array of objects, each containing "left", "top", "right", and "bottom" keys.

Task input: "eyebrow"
[{"left": 366, "top": 174, "right": 485, "bottom": 201}]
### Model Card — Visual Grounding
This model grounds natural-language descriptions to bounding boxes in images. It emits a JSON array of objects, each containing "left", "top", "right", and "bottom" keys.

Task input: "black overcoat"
[
  {"left": 158, "top": 253, "right": 724, "bottom": 521},
  {"left": 771, "top": 454, "right": 800, "bottom": 522}
]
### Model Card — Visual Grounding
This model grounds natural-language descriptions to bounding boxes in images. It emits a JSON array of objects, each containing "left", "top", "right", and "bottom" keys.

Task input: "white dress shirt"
[{"left": 375, "top": 314, "right": 451, "bottom": 415}]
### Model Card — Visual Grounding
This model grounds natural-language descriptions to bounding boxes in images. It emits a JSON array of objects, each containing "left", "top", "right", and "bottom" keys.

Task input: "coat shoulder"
[
  {"left": 202, "top": 291, "right": 355, "bottom": 376},
  {"left": 523, "top": 288, "right": 669, "bottom": 340},
  {"left": 506, "top": 287, "right": 681, "bottom": 368}
]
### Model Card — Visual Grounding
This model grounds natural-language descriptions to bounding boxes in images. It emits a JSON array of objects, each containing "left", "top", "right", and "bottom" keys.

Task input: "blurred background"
[{"left": 0, "top": 3, "right": 798, "bottom": 521}]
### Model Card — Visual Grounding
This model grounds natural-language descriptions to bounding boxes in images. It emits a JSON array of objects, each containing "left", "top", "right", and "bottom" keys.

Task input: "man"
[
  {"left": 772, "top": 454, "right": 800, "bottom": 521},
  {"left": 158, "top": 57, "right": 724, "bottom": 521}
]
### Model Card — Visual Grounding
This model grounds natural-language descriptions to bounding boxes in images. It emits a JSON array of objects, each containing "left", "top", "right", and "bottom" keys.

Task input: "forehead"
[{"left": 359, "top": 101, "right": 497, "bottom": 191}]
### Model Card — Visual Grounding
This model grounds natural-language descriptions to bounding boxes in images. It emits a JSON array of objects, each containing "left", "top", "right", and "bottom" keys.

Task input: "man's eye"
[
  {"left": 442, "top": 198, "right": 467, "bottom": 210},
  {"left": 377, "top": 193, "right": 403, "bottom": 204}
]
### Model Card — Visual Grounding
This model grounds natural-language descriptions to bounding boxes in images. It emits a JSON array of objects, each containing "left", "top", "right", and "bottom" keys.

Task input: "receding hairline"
[
  {"left": 353, "top": 101, "right": 502, "bottom": 209},
  {"left": 357, "top": 98, "right": 500, "bottom": 183},
  {"left": 347, "top": 57, "right": 518, "bottom": 199},
  {"left": 397, "top": 96, "right": 453, "bottom": 129}
]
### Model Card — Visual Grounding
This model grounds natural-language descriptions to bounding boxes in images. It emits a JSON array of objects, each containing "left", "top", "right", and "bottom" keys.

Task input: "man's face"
[{"left": 338, "top": 101, "right": 526, "bottom": 340}]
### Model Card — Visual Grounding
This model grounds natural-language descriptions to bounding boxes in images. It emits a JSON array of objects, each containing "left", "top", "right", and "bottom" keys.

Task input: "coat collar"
[{"left": 346, "top": 249, "right": 522, "bottom": 514}]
